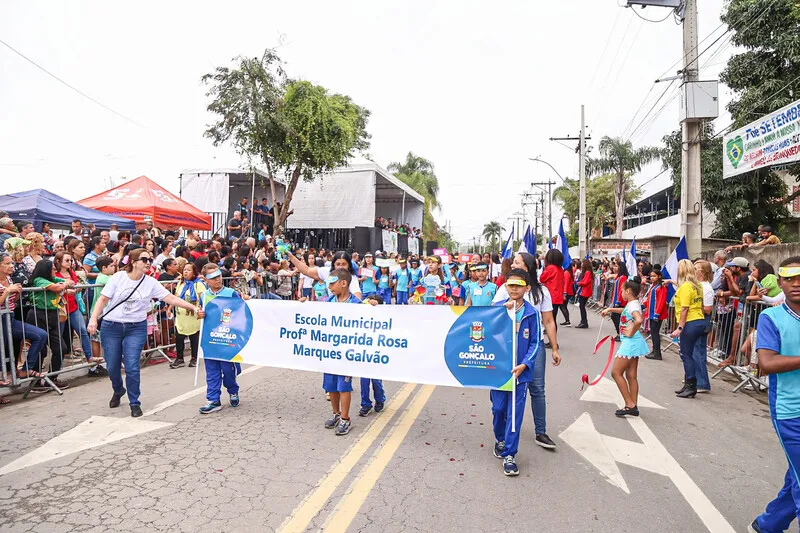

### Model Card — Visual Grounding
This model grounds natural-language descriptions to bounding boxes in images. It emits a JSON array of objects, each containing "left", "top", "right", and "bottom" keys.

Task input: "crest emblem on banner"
[
  {"left": 221, "top": 308, "right": 233, "bottom": 324},
  {"left": 470, "top": 322, "right": 485, "bottom": 342}
]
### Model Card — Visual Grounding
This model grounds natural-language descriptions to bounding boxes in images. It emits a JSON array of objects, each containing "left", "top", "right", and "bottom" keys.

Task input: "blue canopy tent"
[{"left": 0, "top": 189, "right": 136, "bottom": 231}]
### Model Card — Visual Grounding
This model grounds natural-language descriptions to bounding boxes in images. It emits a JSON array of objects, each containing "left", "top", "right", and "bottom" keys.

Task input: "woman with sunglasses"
[{"left": 87, "top": 248, "right": 201, "bottom": 417}]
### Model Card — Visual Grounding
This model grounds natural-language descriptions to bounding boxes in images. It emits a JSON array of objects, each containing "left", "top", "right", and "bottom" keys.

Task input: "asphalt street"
[{"left": 0, "top": 309, "right": 787, "bottom": 533}]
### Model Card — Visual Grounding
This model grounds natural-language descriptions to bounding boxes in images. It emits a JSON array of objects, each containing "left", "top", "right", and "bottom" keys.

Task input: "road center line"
[
  {"left": 276, "top": 382, "right": 418, "bottom": 533},
  {"left": 322, "top": 385, "right": 436, "bottom": 533}
]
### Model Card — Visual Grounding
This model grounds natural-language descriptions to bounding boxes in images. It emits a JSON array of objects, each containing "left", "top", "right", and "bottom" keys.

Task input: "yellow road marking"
[
  {"left": 277, "top": 382, "right": 417, "bottom": 533},
  {"left": 322, "top": 385, "right": 436, "bottom": 533}
]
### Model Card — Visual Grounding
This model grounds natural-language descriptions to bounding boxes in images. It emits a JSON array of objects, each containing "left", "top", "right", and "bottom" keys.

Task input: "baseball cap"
[{"left": 725, "top": 257, "right": 749, "bottom": 268}]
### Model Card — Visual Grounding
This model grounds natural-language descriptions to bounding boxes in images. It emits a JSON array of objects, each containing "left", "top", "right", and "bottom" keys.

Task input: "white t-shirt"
[
  {"left": 300, "top": 273, "right": 314, "bottom": 289},
  {"left": 153, "top": 253, "right": 170, "bottom": 270},
  {"left": 108, "top": 230, "right": 119, "bottom": 242},
  {"left": 100, "top": 271, "right": 170, "bottom": 323},
  {"left": 491, "top": 263, "right": 502, "bottom": 280},
  {"left": 493, "top": 284, "right": 553, "bottom": 339},
  {"left": 701, "top": 281, "right": 714, "bottom": 308},
  {"left": 318, "top": 266, "right": 361, "bottom": 297}
]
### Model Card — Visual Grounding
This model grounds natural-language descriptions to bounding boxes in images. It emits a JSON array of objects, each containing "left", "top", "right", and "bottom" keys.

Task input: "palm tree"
[
  {"left": 388, "top": 152, "right": 441, "bottom": 240},
  {"left": 587, "top": 136, "right": 660, "bottom": 238},
  {"left": 482, "top": 221, "right": 505, "bottom": 252}
]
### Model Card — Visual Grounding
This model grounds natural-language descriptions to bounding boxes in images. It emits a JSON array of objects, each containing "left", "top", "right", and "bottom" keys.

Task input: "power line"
[
  {"left": 630, "top": 6, "right": 675, "bottom": 23},
  {"left": 587, "top": 8, "right": 623, "bottom": 91},
  {"left": 625, "top": 79, "right": 676, "bottom": 141},
  {"left": 0, "top": 37, "right": 145, "bottom": 128}
]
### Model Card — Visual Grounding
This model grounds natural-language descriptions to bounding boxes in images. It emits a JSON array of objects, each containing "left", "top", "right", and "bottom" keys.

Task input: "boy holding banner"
[
  {"left": 196, "top": 264, "right": 242, "bottom": 414},
  {"left": 491, "top": 269, "right": 542, "bottom": 476},
  {"left": 322, "top": 268, "right": 362, "bottom": 436}
]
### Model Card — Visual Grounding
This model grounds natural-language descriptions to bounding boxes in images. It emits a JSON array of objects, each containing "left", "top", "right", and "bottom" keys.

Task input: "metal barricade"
[{"left": 709, "top": 300, "right": 769, "bottom": 393}]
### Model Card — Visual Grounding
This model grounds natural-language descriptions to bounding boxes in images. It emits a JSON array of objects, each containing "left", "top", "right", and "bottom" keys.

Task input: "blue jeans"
[
  {"left": 1, "top": 316, "right": 48, "bottom": 370},
  {"left": 64, "top": 309, "right": 93, "bottom": 361},
  {"left": 692, "top": 321, "right": 711, "bottom": 390},
  {"left": 528, "top": 343, "right": 548, "bottom": 435},
  {"left": 678, "top": 319, "right": 706, "bottom": 381},
  {"left": 101, "top": 320, "right": 147, "bottom": 406},
  {"left": 205, "top": 359, "right": 240, "bottom": 402},
  {"left": 360, "top": 378, "right": 386, "bottom": 408},
  {"left": 757, "top": 417, "right": 800, "bottom": 532}
]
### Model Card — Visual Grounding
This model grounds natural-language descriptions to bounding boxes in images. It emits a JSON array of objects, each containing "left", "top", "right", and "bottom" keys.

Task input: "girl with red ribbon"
[{"left": 600, "top": 278, "right": 647, "bottom": 417}]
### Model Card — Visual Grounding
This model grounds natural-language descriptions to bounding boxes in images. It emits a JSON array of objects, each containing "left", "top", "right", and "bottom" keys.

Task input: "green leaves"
[{"left": 202, "top": 49, "right": 371, "bottom": 235}]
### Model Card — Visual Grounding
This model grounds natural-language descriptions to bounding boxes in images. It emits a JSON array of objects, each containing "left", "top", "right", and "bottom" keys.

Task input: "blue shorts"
[{"left": 323, "top": 373, "right": 353, "bottom": 393}]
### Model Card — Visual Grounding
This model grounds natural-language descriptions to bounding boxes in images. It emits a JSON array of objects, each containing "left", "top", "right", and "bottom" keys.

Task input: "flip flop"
[
  {"left": 0, "top": 396, "right": 10, "bottom": 404},
  {"left": 0, "top": 379, "right": 11, "bottom": 387},
  {"left": 16, "top": 370, "right": 43, "bottom": 379}
]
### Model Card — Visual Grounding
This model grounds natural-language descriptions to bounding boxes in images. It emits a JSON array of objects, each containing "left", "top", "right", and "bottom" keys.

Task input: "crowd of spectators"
[{"left": 374, "top": 217, "right": 422, "bottom": 238}]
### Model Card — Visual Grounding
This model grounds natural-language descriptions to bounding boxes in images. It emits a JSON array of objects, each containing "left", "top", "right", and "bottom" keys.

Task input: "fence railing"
[{"left": 0, "top": 272, "right": 303, "bottom": 396}]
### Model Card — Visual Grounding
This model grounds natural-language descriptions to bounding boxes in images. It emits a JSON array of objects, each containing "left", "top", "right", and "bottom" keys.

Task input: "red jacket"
[
  {"left": 564, "top": 269, "right": 575, "bottom": 296},
  {"left": 540, "top": 264, "right": 564, "bottom": 305},
  {"left": 577, "top": 270, "right": 593, "bottom": 298},
  {"left": 643, "top": 284, "right": 668, "bottom": 321}
]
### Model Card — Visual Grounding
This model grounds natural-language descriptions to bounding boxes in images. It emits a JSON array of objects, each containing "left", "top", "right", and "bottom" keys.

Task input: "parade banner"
[
  {"left": 723, "top": 98, "right": 800, "bottom": 178},
  {"left": 408, "top": 237, "right": 419, "bottom": 256},
  {"left": 198, "top": 298, "right": 516, "bottom": 390}
]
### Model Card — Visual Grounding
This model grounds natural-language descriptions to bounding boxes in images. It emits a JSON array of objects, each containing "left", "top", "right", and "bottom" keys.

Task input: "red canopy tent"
[{"left": 79, "top": 176, "right": 212, "bottom": 230}]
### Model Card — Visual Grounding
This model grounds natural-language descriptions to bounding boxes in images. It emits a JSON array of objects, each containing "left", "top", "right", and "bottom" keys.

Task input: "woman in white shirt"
[
  {"left": 298, "top": 253, "right": 316, "bottom": 299},
  {"left": 492, "top": 252, "right": 561, "bottom": 449},
  {"left": 88, "top": 248, "right": 200, "bottom": 417}
]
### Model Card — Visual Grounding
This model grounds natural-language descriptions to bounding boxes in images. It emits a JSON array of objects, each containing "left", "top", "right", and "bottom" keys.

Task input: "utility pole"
[
  {"left": 682, "top": 0, "right": 702, "bottom": 258},
  {"left": 579, "top": 105, "right": 587, "bottom": 259},
  {"left": 531, "top": 181, "right": 556, "bottom": 243},
  {"left": 548, "top": 113, "right": 592, "bottom": 257}
]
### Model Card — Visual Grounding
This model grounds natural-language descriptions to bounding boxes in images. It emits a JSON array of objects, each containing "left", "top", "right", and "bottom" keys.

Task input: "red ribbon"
[{"left": 580, "top": 335, "right": 616, "bottom": 390}]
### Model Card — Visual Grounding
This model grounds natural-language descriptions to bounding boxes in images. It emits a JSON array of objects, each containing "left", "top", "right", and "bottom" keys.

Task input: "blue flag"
[
  {"left": 661, "top": 236, "right": 689, "bottom": 302},
  {"left": 524, "top": 224, "right": 536, "bottom": 257},
  {"left": 555, "top": 219, "right": 572, "bottom": 269},
  {"left": 626, "top": 238, "right": 637, "bottom": 280},
  {"left": 501, "top": 226, "right": 515, "bottom": 260}
]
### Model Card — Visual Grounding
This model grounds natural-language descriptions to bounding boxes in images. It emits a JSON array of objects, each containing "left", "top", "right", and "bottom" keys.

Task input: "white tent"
[{"left": 288, "top": 163, "right": 424, "bottom": 230}]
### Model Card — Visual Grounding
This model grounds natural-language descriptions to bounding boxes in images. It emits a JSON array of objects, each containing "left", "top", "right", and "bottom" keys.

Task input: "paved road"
[{"left": 0, "top": 312, "right": 787, "bottom": 533}]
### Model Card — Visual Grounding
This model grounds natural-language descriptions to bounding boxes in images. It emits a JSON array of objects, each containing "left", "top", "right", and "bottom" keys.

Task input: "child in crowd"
[
  {"left": 358, "top": 253, "right": 378, "bottom": 298},
  {"left": 312, "top": 277, "right": 327, "bottom": 301},
  {"left": 490, "top": 269, "right": 541, "bottom": 476},
  {"left": 465, "top": 263, "right": 498, "bottom": 306},
  {"left": 408, "top": 258, "right": 422, "bottom": 290},
  {"left": 359, "top": 294, "right": 387, "bottom": 416},
  {"left": 643, "top": 267, "right": 667, "bottom": 360},
  {"left": 196, "top": 264, "right": 241, "bottom": 414},
  {"left": 392, "top": 259, "right": 411, "bottom": 305},
  {"left": 461, "top": 263, "right": 480, "bottom": 305},
  {"left": 601, "top": 278, "right": 646, "bottom": 417},
  {"left": 88, "top": 256, "right": 116, "bottom": 374},
  {"left": 748, "top": 256, "right": 800, "bottom": 533},
  {"left": 322, "top": 268, "right": 361, "bottom": 435},
  {"left": 377, "top": 265, "right": 392, "bottom": 304}
]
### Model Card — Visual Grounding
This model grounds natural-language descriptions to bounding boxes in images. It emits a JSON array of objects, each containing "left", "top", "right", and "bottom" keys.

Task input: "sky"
[{"left": 0, "top": 0, "right": 735, "bottom": 244}]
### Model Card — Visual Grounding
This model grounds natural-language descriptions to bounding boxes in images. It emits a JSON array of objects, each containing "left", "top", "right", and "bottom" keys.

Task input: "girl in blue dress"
[{"left": 601, "top": 278, "right": 647, "bottom": 417}]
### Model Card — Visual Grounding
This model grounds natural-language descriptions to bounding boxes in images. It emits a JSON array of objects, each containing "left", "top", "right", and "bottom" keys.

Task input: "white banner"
[
  {"left": 199, "top": 299, "right": 515, "bottom": 390},
  {"left": 723, "top": 98, "right": 800, "bottom": 178},
  {"left": 381, "top": 230, "right": 398, "bottom": 254},
  {"left": 408, "top": 237, "right": 419, "bottom": 256}
]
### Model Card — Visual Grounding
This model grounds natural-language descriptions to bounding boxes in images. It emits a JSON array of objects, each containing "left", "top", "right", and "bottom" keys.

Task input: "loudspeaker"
[{"left": 426, "top": 241, "right": 439, "bottom": 256}]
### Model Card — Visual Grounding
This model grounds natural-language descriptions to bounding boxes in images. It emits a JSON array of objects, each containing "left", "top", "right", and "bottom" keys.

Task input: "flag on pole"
[
  {"left": 626, "top": 238, "right": 638, "bottom": 280},
  {"left": 556, "top": 219, "right": 572, "bottom": 269},
  {"left": 501, "top": 226, "right": 515, "bottom": 259},
  {"left": 524, "top": 224, "right": 537, "bottom": 258},
  {"left": 518, "top": 225, "right": 530, "bottom": 253},
  {"left": 661, "top": 236, "right": 689, "bottom": 301}
]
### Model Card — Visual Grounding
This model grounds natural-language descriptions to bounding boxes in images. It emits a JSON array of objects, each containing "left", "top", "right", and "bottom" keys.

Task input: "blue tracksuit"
[
  {"left": 754, "top": 304, "right": 800, "bottom": 532},
  {"left": 393, "top": 268, "right": 411, "bottom": 305},
  {"left": 360, "top": 377, "right": 386, "bottom": 409},
  {"left": 377, "top": 273, "right": 392, "bottom": 304},
  {"left": 489, "top": 299, "right": 541, "bottom": 457},
  {"left": 201, "top": 287, "right": 242, "bottom": 403}
]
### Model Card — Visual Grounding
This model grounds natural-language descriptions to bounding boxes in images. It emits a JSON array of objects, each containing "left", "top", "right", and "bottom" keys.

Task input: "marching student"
[
  {"left": 491, "top": 269, "right": 541, "bottom": 476},
  {"left": 358, "top": 252, "right": 379, "bottom": 298},
  {"left": 408, "top": 258, "right": 423, "bottom": 290},
  {"left": 607, "top": 262, "right": 629, "bottom": 341},
  {"left": 359, "top": 294, "right": 387, "bottom": 416},
  {"left": 196, "top": 264, "right": 241, "bottom": 414},
  {"left": 601, "top": 278, "right": 647, "bottom": 417},
  {"left": 643, "top": 266, "right": 668, "bottom": 360},
  {"left": 392, "top": 258, "right": 412, "bottom": 305},
  {"left": 461, "top": 262, "right": 479, "bottom": 305},
  {"left": 747, "top": 257, "right": 800, "bottom": 533},
  {"left": 377, "top": 265, "right": 392, "bottom": 304},
  {"left": 320, "top": 268, "right": 361, "bottom": 435},
  {"left": 464, "top": 263, "right": 498, "bottom": 306}
]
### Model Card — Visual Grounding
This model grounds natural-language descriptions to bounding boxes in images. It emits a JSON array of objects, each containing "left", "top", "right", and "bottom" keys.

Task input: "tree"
[
  {"left": 388, "top": 152, "right": 442, "bottom": 240},
  {"left": 587, "top": 137, "right": 660, "bottom": 238},
  {"left": 203, "top": 49, "right": 371, "bottom": 236},
  {"left": 552, "top": 173, "right": 640, "bottom": 238},
  {"left": 482, "top": 221, "right": 505, "bottom": 252}
]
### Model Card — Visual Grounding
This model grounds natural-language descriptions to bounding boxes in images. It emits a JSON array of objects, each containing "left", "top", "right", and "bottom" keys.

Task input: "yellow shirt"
[
  {"left": 174, "top": 281, "right": 205, "bottom": 335},
  {"left": 674, "top": 282, "right": 704, "bottom": 323}
]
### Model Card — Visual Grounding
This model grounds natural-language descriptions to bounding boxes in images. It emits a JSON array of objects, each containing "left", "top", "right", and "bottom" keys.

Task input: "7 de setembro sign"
[{"left": 723, "top": 98, "right": 800, "bottom": 179}]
